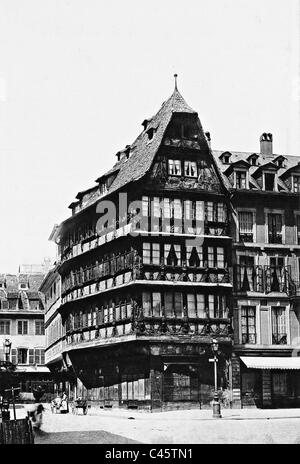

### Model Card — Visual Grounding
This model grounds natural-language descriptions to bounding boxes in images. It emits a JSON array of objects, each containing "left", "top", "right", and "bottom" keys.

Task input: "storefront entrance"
[{"left": 271, "top": 371, "right": 300, "bottom": 408}]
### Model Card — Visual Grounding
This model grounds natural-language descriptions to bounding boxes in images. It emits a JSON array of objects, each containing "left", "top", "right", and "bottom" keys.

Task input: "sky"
[{"left": 0, "top": 0, "right": 299, "bottom": 273}]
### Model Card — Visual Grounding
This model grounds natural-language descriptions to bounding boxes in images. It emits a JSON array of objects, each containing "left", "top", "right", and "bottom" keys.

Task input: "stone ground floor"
[{"left": 9, "top": 403, "right": 300, "bottom": 444}]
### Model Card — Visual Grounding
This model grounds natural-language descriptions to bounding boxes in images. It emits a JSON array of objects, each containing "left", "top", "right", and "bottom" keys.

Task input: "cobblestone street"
[{"left": 11, "top": 405, "right": 300, "bottom": 444}]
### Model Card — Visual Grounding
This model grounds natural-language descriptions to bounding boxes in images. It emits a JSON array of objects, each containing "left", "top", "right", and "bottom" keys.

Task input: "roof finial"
[{"left": 174, "top": 73, "right": 178, "bottom": 91}]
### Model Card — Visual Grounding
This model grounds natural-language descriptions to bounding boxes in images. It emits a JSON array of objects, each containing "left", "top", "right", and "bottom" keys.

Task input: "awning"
[
  {"left": 15, "top": 366, "right": 50, "bottom": 373},
  {"left": 240, "top": 356, "right": 300, "bottom": 370}
]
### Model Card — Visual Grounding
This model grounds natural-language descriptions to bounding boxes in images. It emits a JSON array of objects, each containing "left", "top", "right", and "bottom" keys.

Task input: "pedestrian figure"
[
  {"left": 60, "top": 391, "right": 69, "bottom": 413},
  {"left": 29, "top": 404, "right": 44, "bottom": 431}
]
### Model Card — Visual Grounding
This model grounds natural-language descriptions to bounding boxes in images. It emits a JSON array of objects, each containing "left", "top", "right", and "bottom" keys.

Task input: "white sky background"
[{"left": 0, "top": 0, "right": 299, "bottom": 273}]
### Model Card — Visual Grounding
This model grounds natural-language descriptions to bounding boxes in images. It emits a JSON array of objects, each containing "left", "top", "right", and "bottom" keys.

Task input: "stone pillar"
[
  {"left": 150, "top": 368, "right": 163, "bottom": 411},
  {"left": 262, "top": 370, "right": 272, "bottom": 408},
  {"left": 231, "top": 353, "right": 242, "bottom": 408}
]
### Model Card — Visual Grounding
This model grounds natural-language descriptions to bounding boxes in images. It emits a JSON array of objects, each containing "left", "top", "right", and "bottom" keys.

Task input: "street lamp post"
[
  {"left": 1, "top": 339, "right": 12, "bottom": 421},
  {"left": 3, "top": 339, "right": 12, "bottom": 365},
  {"left": 210, "top": 338, "right": 222, "bottom": 418}
]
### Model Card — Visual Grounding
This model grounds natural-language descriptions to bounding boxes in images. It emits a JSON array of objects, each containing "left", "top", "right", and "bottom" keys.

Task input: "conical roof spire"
[{"left": 174, "top": 73, "right": 178, "bottom": 91}]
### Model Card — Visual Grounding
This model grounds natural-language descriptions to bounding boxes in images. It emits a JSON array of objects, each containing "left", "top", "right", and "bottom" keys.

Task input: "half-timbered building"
[{"left": 49, "top": 82, "right": 234, "bottom": 410}]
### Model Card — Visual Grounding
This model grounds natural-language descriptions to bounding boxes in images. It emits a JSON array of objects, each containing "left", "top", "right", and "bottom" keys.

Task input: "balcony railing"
[
  {"left": 290, "top": 281, "right": 300, "bottom": 298},
  {"left": 234, "top": 265, "right": 294, "bottom": 295},
  {"left": 272, "top": 333, "right": 287, "bottom": 345},
  {"left": 64, "top": 304, "right": 233, "bottom": 347}
]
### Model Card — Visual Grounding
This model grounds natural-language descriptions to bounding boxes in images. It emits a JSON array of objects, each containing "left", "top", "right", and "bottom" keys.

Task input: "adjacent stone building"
[
  {"left": 44, "top": 82, "right": 300, "bottom": 409},
  {"left": 215, "top": 135, "right": 300, "bottom": 408},
  {"left": 0, "top": 262, "right": 53, "bottom": 400}
]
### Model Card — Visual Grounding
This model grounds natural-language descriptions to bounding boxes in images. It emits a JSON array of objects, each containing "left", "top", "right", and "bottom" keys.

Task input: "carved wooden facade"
[{"left": 47, "top": 88, "right": 234, "bottom": 410}]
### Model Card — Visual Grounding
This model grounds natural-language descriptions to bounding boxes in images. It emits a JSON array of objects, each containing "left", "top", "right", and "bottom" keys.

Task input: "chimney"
[
  {"left": 260, "top": 132, "right": 273, "bottom": 155},
  {"left": 205, "top": 131, "right": 211, "bottom": 148}
]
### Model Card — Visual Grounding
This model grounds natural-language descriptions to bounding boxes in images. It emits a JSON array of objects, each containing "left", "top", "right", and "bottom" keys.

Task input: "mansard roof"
[
  {"left": 213, "top": 149, "right": 300, "bottom": 190},
  {"left": 0, "top": 273, "right": 45, "bottom": 303}
]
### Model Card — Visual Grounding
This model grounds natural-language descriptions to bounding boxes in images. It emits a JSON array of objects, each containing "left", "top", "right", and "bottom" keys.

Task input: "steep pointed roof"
[
  {"left": 106, "top": 88, "right": 198, "bottom": 195},
  {"left": 62, "top": 86, "right": 207, "bottom": 222}
]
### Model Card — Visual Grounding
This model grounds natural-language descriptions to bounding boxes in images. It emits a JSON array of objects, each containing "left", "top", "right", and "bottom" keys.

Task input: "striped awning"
[{"left": 240, "top": 356, "right": 300, "bottom": 370}]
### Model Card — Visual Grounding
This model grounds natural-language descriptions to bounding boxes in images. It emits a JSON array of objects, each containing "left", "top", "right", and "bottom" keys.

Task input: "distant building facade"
[
  {"left": 44, "top": 83, "right": 300, "bottom": 410},
  {"left": 0, "top": 265, "right": 53, "bottom": 400},
  {"left": 40, "top": 264, "right": 76, "bottom": 397}
]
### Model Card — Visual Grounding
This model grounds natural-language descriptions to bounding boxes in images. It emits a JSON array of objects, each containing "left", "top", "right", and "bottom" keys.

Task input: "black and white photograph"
[{"left": 0, "top": 0, "right": 300, "bottom": 449}]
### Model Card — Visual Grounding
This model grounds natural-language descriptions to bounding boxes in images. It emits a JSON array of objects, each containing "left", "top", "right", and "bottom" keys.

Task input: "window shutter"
[
  {"left": 41, "top": 350, "right": 45, "bottom": 365},
  {"left": 11, "top": 349, "right": 17, "bottom": 365},
  {"left": 17, "top": 350, "right": 22, "bottom": 364},
  {"left": 34, "top": 349, "right": 40, "bottom": 364},
  {"left": 29, "top": 349, "right": 34, "bottom": 364}
]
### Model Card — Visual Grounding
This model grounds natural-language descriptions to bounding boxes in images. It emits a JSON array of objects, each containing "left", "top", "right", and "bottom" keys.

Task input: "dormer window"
[
  {"left": 247, "top": 154, "right": 259, "bottom": 166},
  {"left": 184, "top": 161, "right": 197, "bottom": 178},
  {"left": 234, "top": 170, "right": 247, "bottom": 189},
  {"left": 293, "top": 176, "right": 300, "bottom": 193},
  {"left": 274, "top": 156, "right": 286, "bottom": 168},
  {"left": 19, "top": 283, "right": 28, "bottom": 290},
  {"left": 220, "top": 152, "right": 231, "bottom": 164},
  {"left": 264, "top": 172, "right": 276, "bottom": 191},
  {"left": 146, "top": 128, "right": 155, "bottom": 141},
  {"left": 168, "top": 160, "right": 182, "bottom": 176},
  {"left": 277, "top": 159, "right": 283, "bottom": 168}
]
